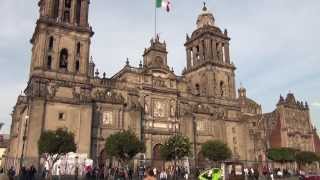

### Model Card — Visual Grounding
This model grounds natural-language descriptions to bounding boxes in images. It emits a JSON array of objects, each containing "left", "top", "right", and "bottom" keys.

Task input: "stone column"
[
  {"left": 58, "top": 0, "right": 64, "bottom": 22},
  {"left": 80, "top": 0, "right": 89, "bottom": 27},
  {"left": 225, "top": 42, "right": 230, "bottom": 64},
  {"left": 70, "top": 0, "right": 76, "bottom": 24},
  {"left": 205, "top": 39, "right": 212, "bottom": 60},
  {"left": 212, "top": 40, "right": 217, "bottom": 61},
  {"left": 186, "top": 49, "right": 191, "bottom": 69},
  {"left": 192, "top": 46, "right": 197, "bottom": 66},
  {"left": 199, "top": 41, "right": 204, "bottom": 62},
  {"left": 217, "top": 42, "right": 222, "bottom": 62},
  {"left": 82, "top": 40, "right": 90, "bottom": 75}
]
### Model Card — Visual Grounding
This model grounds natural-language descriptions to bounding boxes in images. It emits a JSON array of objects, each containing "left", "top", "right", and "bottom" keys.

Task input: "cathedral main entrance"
[{"left": 152, "top": 144, "right": 164, "bottom": 169}]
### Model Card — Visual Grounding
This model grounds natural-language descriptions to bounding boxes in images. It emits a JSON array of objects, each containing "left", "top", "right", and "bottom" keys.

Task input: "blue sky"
[{"left": 0, "top": 0, "right": 320, "bottom": 134}]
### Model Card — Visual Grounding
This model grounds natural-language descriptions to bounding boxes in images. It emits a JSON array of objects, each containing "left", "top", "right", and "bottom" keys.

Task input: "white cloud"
[{"left": 312, "top": 102, "right": 320, "bottom": 108}]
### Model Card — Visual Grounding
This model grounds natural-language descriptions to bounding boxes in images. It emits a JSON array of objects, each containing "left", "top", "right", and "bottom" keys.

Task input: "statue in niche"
[
  {"left": 170, "top": 100, "right": 176, "bottom": 117},
  {"left": 154, "top": 101, "right": 165, "bottom": 117},
  {"left": 59, "top": 49, "right": 68, "bottom": 69},
  {"left": 144, "top": 97, "right": 150, "bottom": 114}
]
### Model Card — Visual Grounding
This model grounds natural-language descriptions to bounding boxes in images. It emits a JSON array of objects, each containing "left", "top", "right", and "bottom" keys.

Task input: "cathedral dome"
[{"left": 196, "top": 3, "right": 215, "bottom": 28}]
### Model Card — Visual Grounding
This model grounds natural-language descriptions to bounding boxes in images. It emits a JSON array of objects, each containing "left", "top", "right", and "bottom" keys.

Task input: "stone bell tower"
[
  {"left": 183, "top": 3, "right": 236, "bottom": 99},
  {"left": 30, "top": 0, "right": 93, "bottom": 80}
]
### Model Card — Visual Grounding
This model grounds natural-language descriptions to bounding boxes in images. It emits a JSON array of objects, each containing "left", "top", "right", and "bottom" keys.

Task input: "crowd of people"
[
  {"left": 1, "top": 165, "right": 37, "bottom": 180},
  {"left": 0, "top": 165, "right": 191, "bottom": 180},
  {"left": 0, "top": 164, "right": 315, "bottom": 180}
]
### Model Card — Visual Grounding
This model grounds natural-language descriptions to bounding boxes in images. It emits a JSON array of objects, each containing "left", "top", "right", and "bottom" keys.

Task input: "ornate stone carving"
[
  {"left": 47, "top": 83, "right": 57, "bottom": 98},
  {"left": 92, "top": 89, "right": 124, "bottom": 104},
  {"left": 153, "top": 100, "right": 166, "bottom": 118},
  {"left": 170, "top": 100, "right": 176, "bottom": 117},
  {"left": 73, "top": 87, "right": 91, "bottom": 103}
]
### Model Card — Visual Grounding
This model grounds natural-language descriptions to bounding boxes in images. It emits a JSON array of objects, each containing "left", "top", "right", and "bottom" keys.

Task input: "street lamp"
[{"left": 20, "top": 115, "right": 29, "bottom": 169}]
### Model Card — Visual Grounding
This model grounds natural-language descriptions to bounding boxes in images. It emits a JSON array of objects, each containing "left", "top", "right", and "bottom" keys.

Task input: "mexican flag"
[{"left": 156, "top": 0, "right": 171, "bottom": 12}]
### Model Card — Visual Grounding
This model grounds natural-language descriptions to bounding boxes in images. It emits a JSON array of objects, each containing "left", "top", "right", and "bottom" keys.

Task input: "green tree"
[
  {"left": 295, "top": 151, "right": 319, "bottom": 168},
  {"left": 160, "top": 134, "right": 192, "bottom": 161},
  {"left": 267, "top": 148, "right": 297, "bottom": 164},
  {"left": 200, "top": 140, "right": 232, "bottom": 165},
  {"left": 105, "top": 130, "right": 145, "bottom": 166},
  {"left": 38, "top": 128, "right": 76, "bottom": 179}
]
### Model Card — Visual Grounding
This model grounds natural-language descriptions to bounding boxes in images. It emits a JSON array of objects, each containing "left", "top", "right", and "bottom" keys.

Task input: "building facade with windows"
[{"left": 6, "top": 0, "right": 320, "bottom": 170}]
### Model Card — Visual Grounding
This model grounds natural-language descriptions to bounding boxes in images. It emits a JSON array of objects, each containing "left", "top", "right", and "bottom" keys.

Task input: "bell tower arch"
[
  {"left": 183, "top": 4, "right": 236, "bottom": 99},
  {"left": 30, "top": 0, "right": 93, "bottom": 79}
]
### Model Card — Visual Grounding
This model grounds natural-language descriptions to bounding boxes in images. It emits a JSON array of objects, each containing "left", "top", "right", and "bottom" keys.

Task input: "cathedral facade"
[{"left": 6, "top": 0, "right": 319, "bottom": 169}]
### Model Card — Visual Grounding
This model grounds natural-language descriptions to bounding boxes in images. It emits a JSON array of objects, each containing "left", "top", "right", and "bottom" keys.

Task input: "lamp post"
[
  {"left": 20, "top": 115, "right": 29, "bottom": 169},
  {"left": 140, "top": 95, "right": 148, "bottom": 167},
  {"left": 192, "top": 114, "right": 197, "bottom": 168}
]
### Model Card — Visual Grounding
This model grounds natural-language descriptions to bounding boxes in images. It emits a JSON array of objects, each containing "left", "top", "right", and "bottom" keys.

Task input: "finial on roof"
[
  {"left": 203, "top": 1, "right": 207, "bottom": 11},
  {"left": 103, "top": 72, "right": 106, "bottom": 79},
  {"left": 126, "top": 58, "right": 130, "bottom": 66},
  {"left": 139, "top": 61, "right": 142, "bottom": 68},
  {"left": 95, "top": 69, "right": 99, "bottom": 77}
]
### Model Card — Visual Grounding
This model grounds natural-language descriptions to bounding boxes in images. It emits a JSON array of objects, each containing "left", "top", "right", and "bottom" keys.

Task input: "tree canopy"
[
  {"left": 105, "top": 130, "right": 145, "bottom": 164},
  {"left": 295, "top": 151, "right": 319, "bottom": 165},
  {"left": 200, "top": 140, "right": 232, "bottom": 162},
  {"left": 160, "top": 134, "right": 192, "bottom": 161},
  {"left": 267, "top": 148, "right": 297, "bottom": 163},
  {"left": 38, "top": 128, "right": 76, "bottom": 156}
]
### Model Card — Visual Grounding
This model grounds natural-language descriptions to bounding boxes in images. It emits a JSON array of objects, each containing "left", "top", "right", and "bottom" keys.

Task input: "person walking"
[
  {"left": 28, "top": 165, "right": 37, "bottom": 180},
  {"left": 144, "top": 168, "right": 156, "bottom": 180},
  {"left": 159, "top": 169, "right": 167, "bottom": 180},
  {"left": 8, "top": 166, "right": 16, "bottom": 180}
]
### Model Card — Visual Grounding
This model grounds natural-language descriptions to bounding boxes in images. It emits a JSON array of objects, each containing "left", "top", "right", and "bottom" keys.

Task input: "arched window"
[
  {"left": 195, "top": 83, "right": 200, "bottom": 96},
  {"left": 222, "top": 43, "right": 226, "bottom": 62},
  {"left": 76, "top": 42, "right": 81, "bottom": 55},
  {"left": 75, "top": 0, "right": 82, "bottom": 24},
  {"left": 190, "top": 48, "right": 194, "bottom": 66},
  {"left": 47, "top": 56, "right": 52, "bottom": 70},
  {"left": 59, "top": 48, "right": 68, "bottom": 70},
  {"left": 63, "top": 0, "right": 72, "bottom": 23},
  {"left": 75, "top": 60, "right": 80, "bottom": 72},
  {"left": 63, "top": 11, "right": 70, "bottom": 23},
  {"left": 48, "top": 36, "right": 54, "bottom": 50},
  {"left": 220, "top": 81, "right": 224, "bottom": 97},
  {"left": 196, "top": 45, "right": 200, "bottom": 61},
  {"left": 65, "top": 0, "right": 72, "bottom": 8},
  {"left": 52, "top": 0, "right": 60, "bottom": 19}
]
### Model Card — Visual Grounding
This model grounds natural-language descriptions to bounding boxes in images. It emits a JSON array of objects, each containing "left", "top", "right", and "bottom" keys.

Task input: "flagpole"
[{"left": 155, "top": 0, "right": 157, "bottom": 38}]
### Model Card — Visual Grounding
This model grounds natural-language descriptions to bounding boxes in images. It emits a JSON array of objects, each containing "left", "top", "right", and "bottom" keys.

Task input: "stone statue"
[{"left": 170, "top": 100, "right": 176, "bottom": 117}]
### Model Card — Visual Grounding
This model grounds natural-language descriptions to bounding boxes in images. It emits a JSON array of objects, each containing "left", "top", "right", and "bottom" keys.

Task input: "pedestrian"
[
  {"left": 20, "top": 166, "right": 27, "bottom": 180},
  {"left": 57, "top": 166, "right": 61, "bottom": 180},
  {"left": 153, "top": 167, "right": 157, "bottom": 177},
  {"left": 184, "top": 172, "right": 189, "bottom": 180},
  {"left": 28, "top": 165, "right": 37, "bottom": 180},
  {"left": 128, "top": 168, "right": 133, "bottom": 180},
  {"left": 8, "top": 166, "right": 16, "bottom": 180},
  {"left": 253, "top": 168, "right": 259, "bottom": 180},
  {"left": 138, "top": 166, "right": 145, "bottom": 180},
  {"left": 144, "top": 168, "right": 156, "bottom": 180},
  {"left": 159, "top": 168, "right": 167, "bottom": 180}
]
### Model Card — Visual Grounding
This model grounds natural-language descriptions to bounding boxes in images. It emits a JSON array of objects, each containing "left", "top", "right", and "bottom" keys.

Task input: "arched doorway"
[
  {"left": 197, "top": 152, "right": 208, "bottom": 168},
  {"left": 99, "top": 149, "right": 110, "bottom": 168},
  {"left": 152, "top": 144, "right": 164, "bottom": 169}
]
